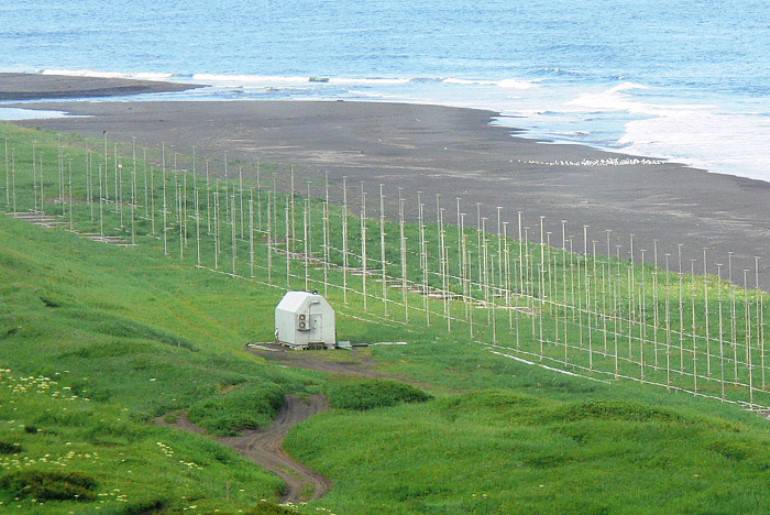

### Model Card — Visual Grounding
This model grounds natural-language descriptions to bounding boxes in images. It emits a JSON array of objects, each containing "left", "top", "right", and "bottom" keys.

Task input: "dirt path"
[{"left": 158, "top": 394, "right": 331, "bottom": 503}]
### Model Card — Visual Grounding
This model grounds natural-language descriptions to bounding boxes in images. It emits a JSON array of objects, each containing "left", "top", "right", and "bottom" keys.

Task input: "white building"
[{"left": 275, "top": 291, "right": 336, "bottom": 349}]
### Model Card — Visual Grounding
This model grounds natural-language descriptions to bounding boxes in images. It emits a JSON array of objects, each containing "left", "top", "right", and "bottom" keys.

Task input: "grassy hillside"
[{"left": 2, "top": 124, "right": 770, "bottom": 513}]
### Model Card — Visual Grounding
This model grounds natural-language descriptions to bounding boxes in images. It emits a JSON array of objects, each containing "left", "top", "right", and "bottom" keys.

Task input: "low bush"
[
  {"left": 245, "top": 500, "right": 298, "bottom": 514},
  {"left": 0, "top": 470, "right": 97, "bottom": 501},
  {"left": 0, "top": 441, "right": 22, "bottom": 455},
  {"left": 327, "top": 379, "right": 431, "bottom": 411},
  {"left": 188, "top": 382, "right": 285, "bottom": 436}
]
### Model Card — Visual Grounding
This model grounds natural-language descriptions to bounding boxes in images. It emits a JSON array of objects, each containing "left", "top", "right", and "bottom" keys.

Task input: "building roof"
[{"left": 276, "top": 291, "right": 327, "bottom": 314}]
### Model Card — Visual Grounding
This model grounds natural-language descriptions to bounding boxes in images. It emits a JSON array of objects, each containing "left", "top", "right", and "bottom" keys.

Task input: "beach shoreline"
[{"left": 6, "top": 84, "right": 770, "bottom": 287}]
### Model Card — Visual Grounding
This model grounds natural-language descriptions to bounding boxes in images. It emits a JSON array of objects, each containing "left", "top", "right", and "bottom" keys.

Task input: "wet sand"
[
  {"left": 0, "top": 73, "right": 201, "bottom": 100},
  {"left": 12, "top": 98, "right": 770, "bottom": 287}
]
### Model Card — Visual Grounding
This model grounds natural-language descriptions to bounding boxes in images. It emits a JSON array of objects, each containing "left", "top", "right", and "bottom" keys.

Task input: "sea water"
[{"left": 1, "top": 0, "right": 769, "bottom": 180}]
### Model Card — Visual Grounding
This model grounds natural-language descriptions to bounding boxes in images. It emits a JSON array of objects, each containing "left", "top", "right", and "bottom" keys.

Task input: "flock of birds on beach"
[{"left": 519, "top": 157, "right": 666, "bottom": 167}]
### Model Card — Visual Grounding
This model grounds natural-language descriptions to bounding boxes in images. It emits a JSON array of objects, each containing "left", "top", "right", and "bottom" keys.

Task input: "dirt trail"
[{"left": 158, "top": 394, "right": 331, "bottom": 503}]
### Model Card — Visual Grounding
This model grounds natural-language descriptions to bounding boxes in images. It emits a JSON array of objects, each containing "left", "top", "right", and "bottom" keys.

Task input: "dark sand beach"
[
  {"left": 0, "top": 73, "right": 201, "bottom": 100},
  {"left": 7, "top": 78, "right": 770, "bottom": 286}
]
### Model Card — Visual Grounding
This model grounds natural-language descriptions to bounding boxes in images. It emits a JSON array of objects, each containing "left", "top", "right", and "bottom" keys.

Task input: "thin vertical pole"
[
  {"left": 256, "top": 162, "right": 262, "bottom": 230},
  {"left": 285, "top": 198, "right": 290, "bottom": 289},
  {"left": 400, "top": 196, "right": 409, "bottom": 322},
  {"left": 38, "top": 150, "right": 44, "bottom": 214},
  {"left": 32, "top": 142, "right": 38, "bottom": 213},
  {"left": 239, "top": 167, "right": 245, "bottom": 239},
  {"left": 98, "top": 164, "right": 104, "bottom": 239},
  {"left": 441, "top": 207, "right": 450, "bottom": 332},
  {"left": 360, "top": 184, "right": 368, "bottom": 311},
  {"left": 504, "top": 221, "right": 512, "bottom": 330},
  {"left": 114, "top": 143, "right": 121, "bottom": 219},
  {"left": 143, "top": 147, "right": 149, "bottom": 219},
  {"left": 303, "top": 193, "right": 309, "bottom": 290},
  {"left": 716, "top": 263, "right": 725, "bottom": 400},
  {"left": 640, "top": 249, "right": 648, "bottom": 374},
  {"left": 422, "top": 200, "right": 430, "bottom": 327},
  {"left": 704, "top": 248, "right": 711, "bottom": 376},
  {"left": 323, "top": 172, "right": 329, "bottom": 297},
  {"left": 518, "top": 211, "right": 524, "bottom": 303},
  {"left": 456, "top": 197, "right": 463, "bottom": 296},
  {"left": 267, "top": 190, "right": 273, "bottom": 282},
  {"left": 678, "top": 244, "right": 685, "bottom": 373},
  {"left": 342, "top": 176, "right": 349, "bottom": 304},
  {"left": 491, "top": 255, "right": 497, "bottom": 345},
  {"left": 539, "top": 217, "right": 545, "bottom": 360},
  {"left": 231, "top": 194, "right": 237, "bottom": 275},
  {"left": 729, "top": 251, "right": 738, "bottom": 381},
  {"left": 379, "top": 184, "right": 388, "bottom": 316},
  {"left": 289, "top": 166, "right": 295, "bottom": 251},
  {"left": 10, "top": 151, "right": 15, "bottom": 213},
  {"left": 149, "top": 159, "right": 156, "bottom": 236},
  {"left": 67, "top": 161, "right": 73, "bottom": 231},
  {"left": 195, "top": 186, "right": 201, "bottom": 267},
  {"left": 755, "top": 257, "right": 764, "bottom": 389},
  {"left": 3, "top": 137, "right": 8, "bottom": 208},
  {"left": 102, "top": 132, "right": 109, "bottom": 202},
  {"left": 214, "top": 182, "right": 220, "bottom": 270},
  {"left": 178, "top": 181, "right": 184, "bottom": 261},
  {"left": 161, "top": 144, "right": 168, "bottom": 255},
  {"left": 86, "top": 150, "right": 92, "bottom": 220},
  {"left": 130, "top": 156, "right": 136, "bottom": 245},
  {"left": 691, "top": 259, "right": 698, "bottom": 395},
  {"left": 205, "top": 160, "right": 211, "bottom": 233},
  {"left": 744, "top": 269, "right": 754, "bottom": 407},
  {"left": 664, "top": 254, "right": 672, "bottom": 390},
  {"left": 249, "top": 188, "right": 255, "bottom": 278}
]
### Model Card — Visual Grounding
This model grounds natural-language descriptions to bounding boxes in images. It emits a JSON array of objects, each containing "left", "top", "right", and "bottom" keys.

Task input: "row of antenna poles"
[{"left": 1, "top": 133, "right": 768, "bottom": 411}]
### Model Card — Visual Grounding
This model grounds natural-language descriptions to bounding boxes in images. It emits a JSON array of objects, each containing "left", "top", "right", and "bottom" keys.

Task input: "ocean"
[{"left": 1, "top": 0, "right": 769, "bottom": 180}]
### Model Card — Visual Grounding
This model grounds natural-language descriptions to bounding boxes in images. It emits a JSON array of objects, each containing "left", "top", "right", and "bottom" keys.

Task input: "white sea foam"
[
  {"left": 192, "top": 74, "right": 414, "bottom": 87},
  {"left": 191, "top": 73, "right": 537, "bottom": 90},
  {"left": 0, "top": 108, "right": 76, "bottom": 121},
  {"left": 328, "top": 77, "right": 412, "bottom": 86},
  {"left": 443, "top": 77, "right": 538, "bottom": 89},
  {"left": 40, "top": 69, "right": 173, "bottom": 81},
  {"left": 565, "top": 82, "right": 651, "bottom": 112},
  {"left": 619, "top": 108, "right": 770, "bottom": 180},
  {"left": 192, "top": 74, "right": 310, "bottom": 87}
]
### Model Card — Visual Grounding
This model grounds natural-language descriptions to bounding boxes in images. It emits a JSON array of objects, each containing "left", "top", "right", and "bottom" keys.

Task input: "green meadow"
[{"left": 2, "top": 123, "right": 770, "bottom": 513}]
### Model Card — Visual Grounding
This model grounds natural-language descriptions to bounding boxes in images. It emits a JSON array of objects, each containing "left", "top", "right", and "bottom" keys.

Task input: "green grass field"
[{"left": 3, "top": 123, "right": 770, "bottom": 513}]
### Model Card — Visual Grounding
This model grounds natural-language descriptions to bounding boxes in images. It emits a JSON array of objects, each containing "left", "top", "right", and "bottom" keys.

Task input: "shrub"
[
  {"left": 0, "top": 471, "right": 97, "bottom": 501},
  {"left": 327, "top": 379, "right": 432, "bottom": 411},
  {"left": 245, "top": 501, "right": 298, "bottom": 514},
  {"left": 121, "top": 498, "right": 168, "bottom": 514},
  {"left": 188, "top": 383, "right": 285, "bottom": 436},
  {"left": 0, "top": 441, "right": 22, "bottom": 455}
]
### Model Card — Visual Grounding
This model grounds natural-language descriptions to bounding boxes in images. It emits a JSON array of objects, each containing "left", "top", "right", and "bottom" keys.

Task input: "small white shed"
[{"left": 275, "top": 291, "right": 336, "bottom": 350}]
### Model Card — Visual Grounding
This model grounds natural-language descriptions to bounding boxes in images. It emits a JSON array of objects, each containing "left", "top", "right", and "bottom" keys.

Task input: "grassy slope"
[{"left": 3, "top": 213, "right": 770, "bottom": 514}]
